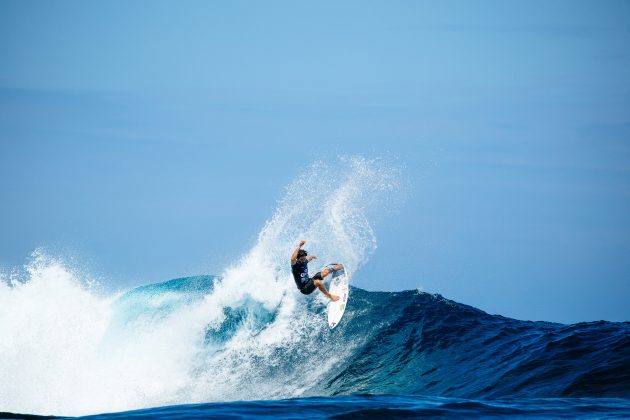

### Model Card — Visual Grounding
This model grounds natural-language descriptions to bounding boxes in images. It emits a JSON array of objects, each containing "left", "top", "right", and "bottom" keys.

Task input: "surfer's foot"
[{"left": 330, "top": 294, "right": 340, "bottom": 302}]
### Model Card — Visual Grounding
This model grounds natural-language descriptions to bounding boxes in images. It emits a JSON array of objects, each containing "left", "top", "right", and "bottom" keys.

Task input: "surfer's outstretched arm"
[{"left": 290, "top": 240, "right": 306, "bottom": 265}]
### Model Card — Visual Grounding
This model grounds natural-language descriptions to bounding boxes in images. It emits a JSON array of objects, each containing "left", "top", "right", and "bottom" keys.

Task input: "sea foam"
[{"left": 0, "top": 156, "right": 403, "bottom": 416}]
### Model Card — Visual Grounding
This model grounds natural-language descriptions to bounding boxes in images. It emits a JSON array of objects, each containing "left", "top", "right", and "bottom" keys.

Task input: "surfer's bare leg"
[
  {"left": 313, "top": 279, "right": 340, "bottom": 301},
  {"left": 313, "top": 264, "right": 343, "bottom": 301},
  {"left": 320, "top": 263, "right": 344, "bottom": 278}
]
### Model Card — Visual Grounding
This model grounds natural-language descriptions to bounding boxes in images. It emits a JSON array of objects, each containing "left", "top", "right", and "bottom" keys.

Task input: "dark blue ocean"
[
  {"left": 2, "top": 276, "right": 628, "bottom": 419},
  {"left": 4, "top": 395, "right": 629, "bottom": 419}
]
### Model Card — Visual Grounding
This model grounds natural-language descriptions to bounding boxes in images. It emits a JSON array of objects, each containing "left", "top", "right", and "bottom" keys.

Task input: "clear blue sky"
[{"left": 1, "top": 0, "right": 629, "bottom": 323}]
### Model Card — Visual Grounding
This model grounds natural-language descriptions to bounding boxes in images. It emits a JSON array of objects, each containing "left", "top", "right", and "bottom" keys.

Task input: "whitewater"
[
  {"left": 1, "top": 156, "right": 629, "bottom": 419},
  {"left": 0, "top": 157, "right": 404, "bottom": 416}
]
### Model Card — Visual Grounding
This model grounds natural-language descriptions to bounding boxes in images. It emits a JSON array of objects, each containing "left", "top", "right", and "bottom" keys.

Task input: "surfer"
[{"left": 291, "top": 240, "right": 342, "bottom": 301}]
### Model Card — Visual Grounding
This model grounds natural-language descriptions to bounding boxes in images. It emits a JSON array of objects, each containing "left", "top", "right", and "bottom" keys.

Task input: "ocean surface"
[
  {"left": 1, "top": 158, "right": 628, "bottom": 418},
  {"left": 2, "top": 277, "right": 629, "bottom": 419}
]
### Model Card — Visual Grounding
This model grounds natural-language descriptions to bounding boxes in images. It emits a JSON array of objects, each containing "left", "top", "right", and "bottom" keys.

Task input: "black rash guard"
[{"left": 291, "top": 260, "right": 310, "bottom": 289}]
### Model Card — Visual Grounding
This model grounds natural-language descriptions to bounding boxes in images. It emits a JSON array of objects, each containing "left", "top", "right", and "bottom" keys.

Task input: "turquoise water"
[{"left": 4, "top": 275, "right": 628, "bottom": 419}]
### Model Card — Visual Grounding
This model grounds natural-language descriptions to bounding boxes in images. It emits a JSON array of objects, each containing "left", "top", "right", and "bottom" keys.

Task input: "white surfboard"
[{"left": 327, "top": 265, "right": 349, "bottom": 329}]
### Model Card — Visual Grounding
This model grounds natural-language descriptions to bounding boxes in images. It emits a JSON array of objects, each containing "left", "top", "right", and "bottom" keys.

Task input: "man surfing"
[{"left": 291, "top": 240, "right": 343, "bottom": 301}]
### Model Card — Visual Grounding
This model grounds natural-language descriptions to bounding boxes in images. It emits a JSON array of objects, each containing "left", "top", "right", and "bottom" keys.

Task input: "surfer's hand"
[
  {"left": 311, "top": 255, "right": 317, "bottom": 260},
  {"left": 330, "top": 294, "right": 340, "bottom": 302},
  {"left": 299, "top": 240, "right": 306, "bottom": 247}
]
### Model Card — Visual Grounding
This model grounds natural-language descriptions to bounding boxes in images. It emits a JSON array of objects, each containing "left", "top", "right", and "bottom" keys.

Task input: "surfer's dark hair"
[{"left": 297, "top": 250, "right": 307, "bottom": 258}]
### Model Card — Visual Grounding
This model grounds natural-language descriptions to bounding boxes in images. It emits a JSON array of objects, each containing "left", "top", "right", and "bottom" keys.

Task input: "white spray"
[{"left": 0, "top": 156, "right": 403, "bottom": 416}]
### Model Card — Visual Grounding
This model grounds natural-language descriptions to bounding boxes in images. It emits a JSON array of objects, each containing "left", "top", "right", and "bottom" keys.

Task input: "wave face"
[
  {"left": 1, "top": 156, "right": 628, "bottom": 417},
  {"left": 3, "top": 275, "right": 628, "bottom": 417},
  {"left": 325, "top": 288, "right": 630, "bottom": 399},
  {"left": 104, "top": 278, "right": 630, "bottom": 403}
]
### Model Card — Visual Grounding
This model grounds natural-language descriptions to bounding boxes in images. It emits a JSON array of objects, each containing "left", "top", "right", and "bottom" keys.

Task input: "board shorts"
[{"left": 299, "top": 272, "right": 323, "bottom": 295}]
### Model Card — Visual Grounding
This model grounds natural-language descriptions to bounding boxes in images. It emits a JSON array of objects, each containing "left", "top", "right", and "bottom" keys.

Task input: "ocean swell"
[{"left": 1, "top": 156, "right": 627, "bottom": 417}]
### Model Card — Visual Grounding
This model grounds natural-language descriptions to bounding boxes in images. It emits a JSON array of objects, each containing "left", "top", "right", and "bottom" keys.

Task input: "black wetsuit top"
[{"left": 291, "top": 260, "right": 310, "bottom": 290}]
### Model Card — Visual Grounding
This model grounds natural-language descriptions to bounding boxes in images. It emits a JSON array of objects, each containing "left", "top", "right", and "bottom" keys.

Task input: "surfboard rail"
[{"left": 327, "top": 265, "right": 349, "bottom": 329}]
